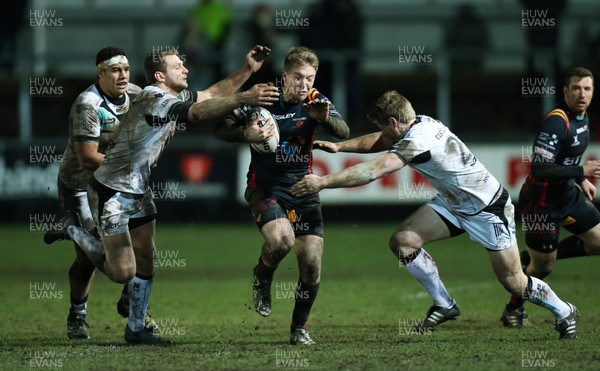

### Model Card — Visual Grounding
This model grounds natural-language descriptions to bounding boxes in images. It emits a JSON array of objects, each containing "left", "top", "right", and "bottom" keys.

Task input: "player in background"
[
  {"left": 44, "top": 47, "right": 156, "bottom": 339},
  {"left": 55, "top": 45, "right": 278, "bottom": 344},
  {"left": 215, "top": 46, "right": 349, "bottom": 345},
  {"left": 500, "top": 67, "right": 600, "bottom": 328},
  {"left": 291, "top": 90, "right": 580, "bottom": 340}
]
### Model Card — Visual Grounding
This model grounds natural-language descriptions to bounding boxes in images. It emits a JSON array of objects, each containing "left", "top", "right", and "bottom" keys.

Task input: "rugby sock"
[
  {"left": 67, "top": 226, "right": 106, "bottom": 273},
  {"left": 556, "top": 235, "right": 588, "bottom": 260},
  {"left": 256, "top": 256, "right": 277, "bottom": 281},
  {"left": 524, "top": 276, "right": 571, "bottom": 319},
  {"left": 506, "top": 294, "right": 525, "bottom": 311},
  {"left": 127, "top": 273, "right": 153, "bottom": 332},
  {"left": 70, "top": 294, "right": 87, "bottom": 315},
  {"left": 404, "top": 248, "right": 453, "bottom": 308},
  {"left": 291, "top": 280, "right": 320, "bottom": 329}
]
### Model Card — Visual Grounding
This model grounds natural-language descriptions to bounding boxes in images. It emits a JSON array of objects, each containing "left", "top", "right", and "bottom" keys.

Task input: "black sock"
[
  {"left": 70, "top": 294, "right": 88, "bottom": 306},
  {"left": 256, "top": 256, "right": 276, "bottom": 281},
  {"left": 121, "top": 283, "right": 129, "bottom": 300},
  {"left": 291, "top": 280, "right": 320, "bottom": 329},
  {"left": 556, "top": 235, "right": 588, "bottom": 260}
]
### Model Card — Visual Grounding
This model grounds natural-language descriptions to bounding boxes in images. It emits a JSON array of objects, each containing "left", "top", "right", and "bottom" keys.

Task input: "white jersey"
[
  {"left": 93, "top": 85, "right": 195, "bottom": 194},
  {"left": 391, "top": 115, "right": 501, "bottom": 214},
  {"left": 58, "top": 83, "right": 141, "bottom": 190}
]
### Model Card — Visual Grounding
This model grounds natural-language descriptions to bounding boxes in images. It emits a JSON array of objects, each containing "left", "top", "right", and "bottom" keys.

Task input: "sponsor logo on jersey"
[{"left": 571, "top": 135, "right": 581, "bottom": 147}]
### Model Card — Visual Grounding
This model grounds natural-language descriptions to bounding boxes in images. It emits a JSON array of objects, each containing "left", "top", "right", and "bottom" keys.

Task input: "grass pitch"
[{"left": 0, "top": 222, "right": 598, "bottom": 370}]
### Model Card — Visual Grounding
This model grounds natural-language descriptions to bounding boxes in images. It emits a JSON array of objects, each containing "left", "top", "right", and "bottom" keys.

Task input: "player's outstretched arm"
[
  {"left": 290, "top": 152, "right": 405, "bottom": 196},
  {"left": 189, "top": 83, "right": 278, "bottom": 123},
  {"left": 314, "top": 132, "right": 394, "bottom": 154},
  {"left": 201, "top": 45, "right": 272, "bottom": 100}
]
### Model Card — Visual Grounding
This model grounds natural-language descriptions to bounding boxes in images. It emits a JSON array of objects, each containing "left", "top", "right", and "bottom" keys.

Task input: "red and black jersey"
[
  {"left": 520, "top": 103, "right": 590, "bottom": 207},
  {"left": 228, "top": 87, "right": 343, "bottom": 188}
]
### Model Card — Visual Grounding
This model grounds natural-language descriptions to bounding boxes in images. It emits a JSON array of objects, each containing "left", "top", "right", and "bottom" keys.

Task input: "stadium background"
[
  {"left": 2, "top": 0, "right": 600, "bottom": 225},
  {"left": 2, "top": 1, "right": 600, "bottom": 370}
]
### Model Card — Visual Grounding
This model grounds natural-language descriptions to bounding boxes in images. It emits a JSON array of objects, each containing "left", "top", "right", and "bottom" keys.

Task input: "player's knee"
[
  {"left": 389, "top": 231, "right": 421, "bottom": 256},
  {"left": 270, "top": 233, "right": 295, "bottom": 252},
  {"left": 107, "top": 265, "right": 135, "bottom": 284}
]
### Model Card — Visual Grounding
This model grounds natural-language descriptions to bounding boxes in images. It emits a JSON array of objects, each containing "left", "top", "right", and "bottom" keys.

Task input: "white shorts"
[
  {"left": 427, "top": 188, "right": 517, "bottom": 251},
  {"left": 87, "top": 178, "right": 156, "bottom": 237}
]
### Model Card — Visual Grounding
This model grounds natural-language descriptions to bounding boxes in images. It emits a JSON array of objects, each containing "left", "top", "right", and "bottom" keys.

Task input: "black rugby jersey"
[
  {"left": 228, "top": 87, "right": 343, "bottom": 188},
  {"left": 521, "top": 103, "right": 590, "bottom": 207}
]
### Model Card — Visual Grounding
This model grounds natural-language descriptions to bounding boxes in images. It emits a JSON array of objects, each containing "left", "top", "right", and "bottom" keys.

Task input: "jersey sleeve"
[
  {"left": 531, "top": 112, "right": 583, "bottom": 178},
  {"left": 72, "top": 103, "right": 101, "bottom": 142},
  {"left": 389, "top": 138, "right": 427, "bottom": 165}
]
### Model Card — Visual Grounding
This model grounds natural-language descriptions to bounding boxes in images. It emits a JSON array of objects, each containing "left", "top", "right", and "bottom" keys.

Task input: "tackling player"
[
  {"left": 55, "top": 45, "right": 278, "bottom": 344},
  {"left": 215, "top": 46, "right": 349, "bottom": 345},
  {"left": 44, "top": 47, "right": 156, "bottom": 339},
  {"left": 291, "top": 90, "right": 579, "bottom": 340},
  {"left": 500, "top": 67, "right": 600, "bottom": 328}
]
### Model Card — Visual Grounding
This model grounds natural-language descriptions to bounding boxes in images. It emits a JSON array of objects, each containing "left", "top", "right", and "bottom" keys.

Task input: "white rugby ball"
[{"left": 248, "top": 107, "right": 279, "bottom": 153}]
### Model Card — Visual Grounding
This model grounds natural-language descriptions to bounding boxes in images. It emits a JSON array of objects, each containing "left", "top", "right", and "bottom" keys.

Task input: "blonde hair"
[
  {"left": 283, "top": 46, "right": 319, "bottom": 72},
  {"left": 368, "top": 90, "right": 416, "bottom": 125}
]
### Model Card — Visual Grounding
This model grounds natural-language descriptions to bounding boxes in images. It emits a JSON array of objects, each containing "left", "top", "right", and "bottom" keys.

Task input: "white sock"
[
  {"left": 405, "top": 249, "right": 453, "bottom": 308},
  {"left": 525, "top": 276, "right": 571, "bottom": 319},
  {"left": 67, "top": 226, "right": 106, "bottom": 273},
  {"left": 127, "top": 275, "right": 153, "bottom": 332}
]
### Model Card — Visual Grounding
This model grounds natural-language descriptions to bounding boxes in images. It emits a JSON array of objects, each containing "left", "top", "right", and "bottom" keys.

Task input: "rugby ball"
[{"left": 248, "top": 107, "right": 279, "bottom": 153}]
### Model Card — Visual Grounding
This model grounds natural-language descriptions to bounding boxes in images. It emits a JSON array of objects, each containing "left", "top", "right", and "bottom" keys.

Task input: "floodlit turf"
[{"left": 0, "top": 222, "right": 598, "bottom": 370}]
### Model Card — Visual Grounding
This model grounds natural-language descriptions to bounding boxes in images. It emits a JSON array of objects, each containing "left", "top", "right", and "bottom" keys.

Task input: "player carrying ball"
[{"left": 215, "top": 46, "right": 349, "bottom": 345}]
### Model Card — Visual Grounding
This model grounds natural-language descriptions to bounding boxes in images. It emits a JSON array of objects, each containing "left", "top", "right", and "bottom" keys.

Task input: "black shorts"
[
  {"left": 244, "top": 185, "right": 323, "bottom": 237},
  {"left": 520, "top": 186, "right": 600, "bottom": 253}
]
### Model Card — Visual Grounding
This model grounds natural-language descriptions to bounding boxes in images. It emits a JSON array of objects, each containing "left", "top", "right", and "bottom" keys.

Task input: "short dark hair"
[
  {"left": 144, "top": 47, "right": 179, "bottom": 85},
  {"left": 564, "top": 67, "right": 594, "bottom": 87},
  {"left": 95, "top": 47, "right": 126, "bottom": 65}
]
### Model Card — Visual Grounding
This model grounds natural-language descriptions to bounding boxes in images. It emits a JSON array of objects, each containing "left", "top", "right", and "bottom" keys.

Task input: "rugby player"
[
  {"left": 291, "top": 90, "right": 580, "bottom": 340},
  {"left": 43, "top": 47, "right": 156, "bottom": 339},
  {"left": 500, "top": 67, "right": 600, "bottom": 328},
  {"left": 215, "top": 46, "right": 349, "bottom": 345},
  {"left": 57, "top": 45, "right": 278, "bottom": 344}
]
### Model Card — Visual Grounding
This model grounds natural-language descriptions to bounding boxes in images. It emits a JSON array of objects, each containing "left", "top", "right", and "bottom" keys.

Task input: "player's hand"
[
  {"left": 246, "top": 45, "right": 271, "bottom": 73},
  {"left": 290, "top": 174, "right": 324, "bottom": 197},
  {"left": 304, "top": 99, "right": 330, "bottom": 122},
  {"left": 244, "top": 116, "right": 275, "bottom": 143},
  {"left": 240, "top": 83, "right": 279, "bottom": 106},
  {"left": 313, "top": 140, "right": 339, "bottom": 153},
  {"left": 582, "top": 160, "right": 600, "bottom": 178},
  {"left": 580, "top": 179, "right": 596, "bottom": 200}
]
